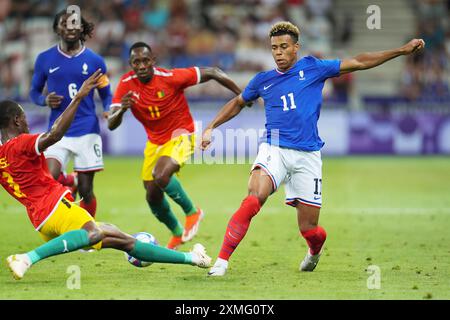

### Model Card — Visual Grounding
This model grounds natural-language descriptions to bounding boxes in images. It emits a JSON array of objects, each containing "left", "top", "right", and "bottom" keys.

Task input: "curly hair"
[
  {"left": 53, "top": 9, "right": 95, "bottom": 43},
  {"left": 0, "top": 100, "right": 22, "bottom": 129},
  {"left": 269, "top": 21, "right": 300, "bottom": 43}
]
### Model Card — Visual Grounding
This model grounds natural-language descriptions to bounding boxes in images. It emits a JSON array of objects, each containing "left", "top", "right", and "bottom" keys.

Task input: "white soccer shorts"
[
  {"left": 44, "top": 133, "right": 104, "bottom": 172},
  {"left": 251, "top": 142, "right": 323, "bottom": 208}
]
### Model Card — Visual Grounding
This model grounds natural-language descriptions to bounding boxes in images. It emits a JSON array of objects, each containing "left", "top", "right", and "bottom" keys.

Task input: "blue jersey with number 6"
[
  {"left": 30, "top": 45, "right": 112, "bottom": 137},
  {"left": 242, "top": 56, "right": 341, "bottom": 151}
]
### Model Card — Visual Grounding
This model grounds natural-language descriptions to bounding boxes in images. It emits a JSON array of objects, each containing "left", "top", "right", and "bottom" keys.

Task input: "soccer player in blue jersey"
[
  {"left": 29, "top": 9, "right": 112, "bottom": 218},
  {"left": 201, "top": 21, "right": 425, "bottom": 276}
]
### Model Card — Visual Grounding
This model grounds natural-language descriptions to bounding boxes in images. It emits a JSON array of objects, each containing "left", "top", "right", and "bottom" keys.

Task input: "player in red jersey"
[
  {"left": 108, "top": 42, "right": 244, "bottom": 249},
  {"left": 0, "top": 70, "right": 211, "bottom": 280}
]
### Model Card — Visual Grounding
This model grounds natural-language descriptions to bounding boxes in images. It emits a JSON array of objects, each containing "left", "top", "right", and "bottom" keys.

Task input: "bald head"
[
  {"left": 0, "top": 100, "right": 24, "bottom": 129},
  {"left": 0, "top": 100, "right": 28, "bottom": 135}
]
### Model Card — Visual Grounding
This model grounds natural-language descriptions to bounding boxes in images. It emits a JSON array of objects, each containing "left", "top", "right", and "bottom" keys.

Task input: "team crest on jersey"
[
  {"left": 157, "top": 90, "right": 165, "bottom": 98},
  {"left": 299, "top": 70, "right": 305, "bottom": 80},
  {"left": 82, "top": 63, "right": 88, "bottom": 75}
]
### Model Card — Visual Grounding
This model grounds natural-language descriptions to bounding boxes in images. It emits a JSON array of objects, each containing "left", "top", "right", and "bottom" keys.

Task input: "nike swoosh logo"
[
  {"left": 49, "top": 67, "right": 60, "bottom": 73},
  {"left": 314, "top": 197, "right": 321, "bottom": 200},
  {"left": 263, "top": 84, "right": 274, "bottom": 90}
]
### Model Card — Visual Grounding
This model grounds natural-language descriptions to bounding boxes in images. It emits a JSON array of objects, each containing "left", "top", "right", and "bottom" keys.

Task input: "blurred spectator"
[
  {"left": 338, "top": 13, "right": 353, "bottom": 46},
  {"left": 415, "top": 0, "right": 447, "bottom": 22},
  {"left": 419, "top": 20, "right": 445, "bottom": 51},
  {"left": 142, "top": 1, "right": 169, "bottom": 30},
  {"left": 302, "top": 13, "right": 332, "bottom": 54},
  {"left": 400, "top": 57, "right": 424, "bottom": 101},
  {"left": 123, "top": 0, "right": 143, "bottom": 32},
  {"left": 166, "top": 15, "right": 190, "bottom": 64},
  {"left": 305, "top": 0, "right": 335, "bottom": 29},
  {"left": 286, "top": 0, "right": 306, "bottom": 30},
  {"left": 330, "top": 72, "right": 354, "bottom": 104},
  {"left": 95, "top": 4, "right": 126, "bottom": 57},
  {"left": 0, "top": 0, "right": 12, "bottom": 21},
  {"left": 422, "top": 57, "right": 450, "bottom": 100}
]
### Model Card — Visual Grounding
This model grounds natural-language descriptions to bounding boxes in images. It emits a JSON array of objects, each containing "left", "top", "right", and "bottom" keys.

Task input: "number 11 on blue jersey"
[{"left": 281, "top": 92, "right": 297, "bottom": 111}]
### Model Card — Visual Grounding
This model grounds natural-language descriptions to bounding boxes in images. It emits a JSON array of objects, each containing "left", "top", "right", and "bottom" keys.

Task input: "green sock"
[
  {"left": 149, "top": 196, "right": 183, "bottom": 236},
  {"left": 26, "top": 229, "right": 90, "bottom": 264},
  {"left": 129, "top": 240, "right": 191, "bottom": 264},
  {"left": 163, "top": 176, "right": 197, "bottom": 216}
]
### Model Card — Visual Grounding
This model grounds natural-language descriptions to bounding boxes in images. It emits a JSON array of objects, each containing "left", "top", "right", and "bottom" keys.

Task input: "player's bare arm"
[
  {"left": 199, "top": 67, "right": 242, "bottom": 96},
  {"left": 201, "top": 94, "right": 248, "bottom": 150},
  {"left": 38, "top": 69, "right": 102, "bottom": 152},
  {"left": 107, "top": 91, "right": 136, "bottom": 130},
  {"left": 340, "top": 39, "right": 425, "bottom": 75}
]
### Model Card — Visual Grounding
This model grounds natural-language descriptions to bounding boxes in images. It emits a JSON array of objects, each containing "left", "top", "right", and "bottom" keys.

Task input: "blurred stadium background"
[{"left": 0, "top": 0, "right": 449, "bottom": 157}]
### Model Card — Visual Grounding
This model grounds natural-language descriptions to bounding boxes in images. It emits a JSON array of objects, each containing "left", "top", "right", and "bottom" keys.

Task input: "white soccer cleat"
[
  {"left": 190, "top": 243, "right": 212, "bottom": 268},
  {"left": 6, "top": 254, "right": 32, "bottom": 280},
  {"left": 300, "top": 249, "right": 322, "bottom": 272},
  {"left": 207, "top": 258, "right": 228, "bottom": 277}
]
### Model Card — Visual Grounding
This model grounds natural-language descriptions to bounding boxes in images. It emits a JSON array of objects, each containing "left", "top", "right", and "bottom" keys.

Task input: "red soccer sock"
[
  {"left": 57, "top": 173, "right": 68, "bottom": 185},
  {"left": 57, "top": 172, "right": 76, "bottom": 187},
  {"left": 80, "top": 197, "right": 97, "bottom": 218},
  {"left": 301, "top": 226, "right": 327, "bottom": 255},
  {"left": 65, "top": 172, "right": 76, "bottom": 186},
  {"left": 218, "top": 195, "right": 262, "bottom": 261}
]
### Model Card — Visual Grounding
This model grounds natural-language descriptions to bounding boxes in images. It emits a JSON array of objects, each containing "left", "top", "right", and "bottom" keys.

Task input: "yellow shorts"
[
  {"left": 142, "top": 134, "right": 195, "bottom": 181},
  {"left": 39, "top": 198, "right": 102, "bottom": 250}
]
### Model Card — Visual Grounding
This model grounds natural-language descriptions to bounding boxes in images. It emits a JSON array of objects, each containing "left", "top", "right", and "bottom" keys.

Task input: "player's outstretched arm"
[
  {"left": 37, "top": 69, "right": 103, "bottom": 153},
  {"left": 340, "top": 39, "right": 425, "bottom": 75},
  {"left": 107, "top": 91, "right": 135, "bottom": 130},
  {"left": 201, "top": 94, "right": 247, "bottom": 150},
  {"left": 200, "top": 67, "right": 242, "bottom": 96}
]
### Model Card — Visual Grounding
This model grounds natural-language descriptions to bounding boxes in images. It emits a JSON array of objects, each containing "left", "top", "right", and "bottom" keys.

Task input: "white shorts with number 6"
[
  {"left": 44, "top": 133, "right": 104, "bottom": 172},
  {"left": 251, "top": 142, "right": 322, "bottom": 208}
]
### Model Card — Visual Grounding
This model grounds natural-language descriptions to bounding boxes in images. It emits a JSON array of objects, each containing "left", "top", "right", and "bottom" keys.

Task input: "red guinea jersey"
[
  {"left": 0, "top": 134, "right": 69, "bottom": 230},
  {"left": 112, "top": 67, "right": 200, "bottom": 145}
]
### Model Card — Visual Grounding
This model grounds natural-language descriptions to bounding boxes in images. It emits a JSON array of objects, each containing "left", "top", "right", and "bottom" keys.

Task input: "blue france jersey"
[
  {"left": 30, "top": 46, "right": 112, "bottom": 137},
  {"left": 242, "top": 56, "right": 341, "bottom": 151}
]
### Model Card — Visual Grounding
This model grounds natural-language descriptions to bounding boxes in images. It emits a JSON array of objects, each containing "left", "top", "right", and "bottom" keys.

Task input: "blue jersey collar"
[
  {"left": 57, "top": 45, "right": 86, "bottom": 58},
  {"left": 275, "top": 59, "right": 301, "bottom": 75}
]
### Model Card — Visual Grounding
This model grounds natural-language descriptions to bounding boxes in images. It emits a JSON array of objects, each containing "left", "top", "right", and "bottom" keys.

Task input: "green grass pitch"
[{"left": 1, "top": 156, "right": 449, "bottom": 299}]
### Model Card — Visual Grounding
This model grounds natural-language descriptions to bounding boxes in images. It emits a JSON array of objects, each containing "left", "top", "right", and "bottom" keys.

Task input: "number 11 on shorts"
[{"left": 314, "top": 178, "right": 322, "bottom": 195}]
